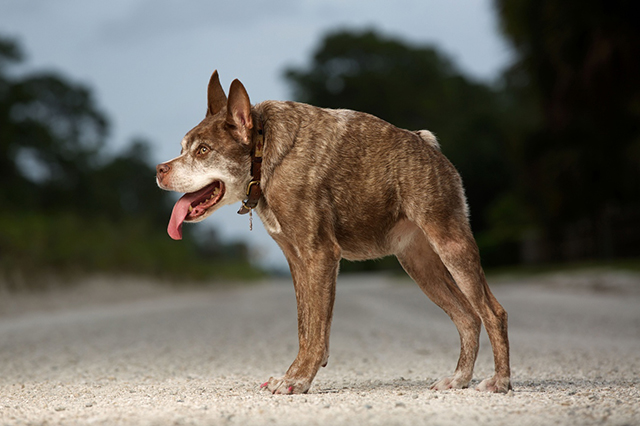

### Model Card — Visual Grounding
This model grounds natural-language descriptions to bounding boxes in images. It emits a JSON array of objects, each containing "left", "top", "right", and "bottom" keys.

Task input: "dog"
[{"left": 156, "top": 70, "right": 511, "bottom": 394}]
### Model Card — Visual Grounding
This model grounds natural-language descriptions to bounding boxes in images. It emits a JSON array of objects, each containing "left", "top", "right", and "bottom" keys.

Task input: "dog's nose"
[{"left": 156, "top": 163, "right": 171, "bottom": 176}]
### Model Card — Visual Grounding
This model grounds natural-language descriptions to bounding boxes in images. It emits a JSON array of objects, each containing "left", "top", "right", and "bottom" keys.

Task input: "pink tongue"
[{"left": 167, "top": 191, "right": 204, "bottom": 240}]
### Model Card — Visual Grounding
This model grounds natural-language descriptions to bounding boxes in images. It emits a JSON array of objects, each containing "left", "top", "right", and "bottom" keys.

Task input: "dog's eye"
[{"left": 197, "top": 145, "right": 210, "bottom": 156}]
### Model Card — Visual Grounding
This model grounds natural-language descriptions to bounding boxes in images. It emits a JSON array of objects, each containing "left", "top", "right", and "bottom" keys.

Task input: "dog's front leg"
[{"left": 262, "top": 245, "right": 339, "bottom": 394}]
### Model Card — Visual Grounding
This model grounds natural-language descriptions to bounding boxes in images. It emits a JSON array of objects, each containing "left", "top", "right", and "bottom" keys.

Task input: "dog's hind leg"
[
  {"left": 420, "top": 220, "right": 511, "bottom": 393},
  {"left": 395, "top": 227, "right": 481, "bottom": 390},
  {"left": 261, "top": 240, "right": 340, "bottom": 394}
]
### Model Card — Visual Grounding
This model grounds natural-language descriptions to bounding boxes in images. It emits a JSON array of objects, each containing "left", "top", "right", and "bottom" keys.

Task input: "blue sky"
[{"left": 0, "top": 0, "right": 512, "bottom": 270}]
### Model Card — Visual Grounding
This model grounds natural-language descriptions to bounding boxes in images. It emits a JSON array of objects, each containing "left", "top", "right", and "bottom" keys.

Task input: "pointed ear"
[
  {"left": 225, "top": 79, "right": 253, "bottom": 144},
  {"left": 207, "top": 70, "right": 227, "bottom": 117}
]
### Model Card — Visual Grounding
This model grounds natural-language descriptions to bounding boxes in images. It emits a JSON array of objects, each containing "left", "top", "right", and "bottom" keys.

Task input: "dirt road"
[{"left": 1, "top": 271, "right": 639, "bottom": 425}]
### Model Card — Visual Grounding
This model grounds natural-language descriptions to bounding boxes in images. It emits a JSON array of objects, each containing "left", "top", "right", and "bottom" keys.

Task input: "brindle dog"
[{"left": 156, "top": 71, "right": 511, "bottom": 394}]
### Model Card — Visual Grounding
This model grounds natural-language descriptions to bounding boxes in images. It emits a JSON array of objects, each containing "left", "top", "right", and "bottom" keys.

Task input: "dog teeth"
[{"left": 190, "top": 189, "right": 220, "bottom": 213}]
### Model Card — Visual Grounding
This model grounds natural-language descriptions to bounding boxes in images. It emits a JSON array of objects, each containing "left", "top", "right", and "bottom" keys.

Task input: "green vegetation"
[
  {"left": 2, "top": 0, "right": 639, "bottom": 283},
  {"left": 494, "top": 0, "right": 640, "bottom": 263}
]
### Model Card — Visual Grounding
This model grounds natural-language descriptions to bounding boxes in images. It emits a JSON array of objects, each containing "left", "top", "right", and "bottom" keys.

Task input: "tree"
[
  {"left": 0, "top": 37, "right": 109, "bottom": 212},
  {"left": 495, "top": 0, "right": 640, "bottom": 261}
]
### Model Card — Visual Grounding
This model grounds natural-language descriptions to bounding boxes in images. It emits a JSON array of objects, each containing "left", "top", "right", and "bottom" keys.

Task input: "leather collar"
[{"left": 237, "top": 120, "right": 264, "bottom": 215}]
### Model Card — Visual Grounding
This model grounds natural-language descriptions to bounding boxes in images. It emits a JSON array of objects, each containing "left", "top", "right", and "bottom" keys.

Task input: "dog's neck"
[{"left": 237, "top": 119, "right": 264, "bottom": 215}]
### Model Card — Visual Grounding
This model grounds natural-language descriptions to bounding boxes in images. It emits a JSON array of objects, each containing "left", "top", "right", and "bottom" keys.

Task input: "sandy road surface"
[{"left": 0, "top": 271, "right": 639, "bottom": 425}]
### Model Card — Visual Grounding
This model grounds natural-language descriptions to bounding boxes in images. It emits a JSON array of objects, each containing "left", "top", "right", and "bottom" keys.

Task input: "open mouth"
[{"left": 167, "top": 181, "right": 225, "bottom": 240}]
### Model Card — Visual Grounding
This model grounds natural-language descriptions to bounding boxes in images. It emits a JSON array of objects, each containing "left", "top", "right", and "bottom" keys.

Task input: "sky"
[{"left": 0, "top": 0, "right": 513, "bottom": 271}]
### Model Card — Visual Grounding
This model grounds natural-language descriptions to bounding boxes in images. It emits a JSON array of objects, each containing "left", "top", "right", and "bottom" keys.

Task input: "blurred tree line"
[
  {"left": 285, "top": 0, "right": 640, "bottom": 269},
  {"left": 495, "top": 0, "right": 640, "bottom": 263},
  {"left": 3, "top": 0, "right": 637, "bottom": 284},
  {"left": 0, "top": 36, "right": 259, "bottom": 288}
]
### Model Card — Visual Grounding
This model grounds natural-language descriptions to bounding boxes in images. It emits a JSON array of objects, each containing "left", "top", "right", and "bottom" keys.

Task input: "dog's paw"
[
  {"left": 260, "top": 376, "right": 311, "bottom": 394},
  {"left": 430, "top": 375, "right": 470, "bottom": 391},
  {"left": 476, "top": 375, "right": 511, "bottom": 393}
]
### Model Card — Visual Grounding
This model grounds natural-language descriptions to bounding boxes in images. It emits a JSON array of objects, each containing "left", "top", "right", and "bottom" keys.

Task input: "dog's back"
[{"left": 255, "top": 100, "right": 467, "bottom": 260}]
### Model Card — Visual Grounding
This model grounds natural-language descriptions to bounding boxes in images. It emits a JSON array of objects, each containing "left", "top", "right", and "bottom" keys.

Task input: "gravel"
[{"left": 1, "top": 270, "right": 639, "bottom": 425}]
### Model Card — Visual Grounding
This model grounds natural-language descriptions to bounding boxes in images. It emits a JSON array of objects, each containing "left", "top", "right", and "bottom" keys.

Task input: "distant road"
[{"left": 1, "top": 272, "right": 639, "bottom": 425}]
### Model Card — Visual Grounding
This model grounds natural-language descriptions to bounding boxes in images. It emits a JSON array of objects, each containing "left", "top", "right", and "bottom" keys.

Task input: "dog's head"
[{"left": 156, "top": 70, "right": 254, "bottom": 240}]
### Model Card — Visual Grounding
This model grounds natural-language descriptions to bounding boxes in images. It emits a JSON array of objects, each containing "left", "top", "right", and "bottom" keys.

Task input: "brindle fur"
[{"left": 156, "top": 71, "right": 511, "bottom": 394}]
